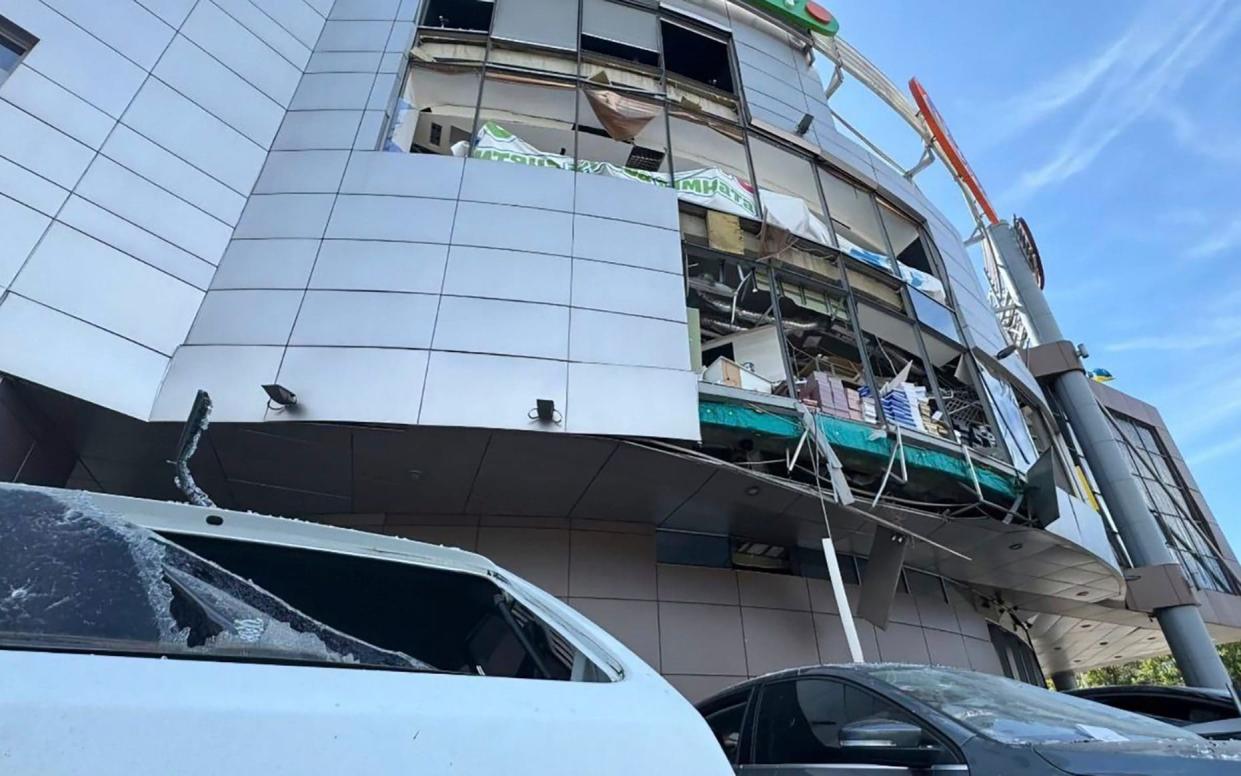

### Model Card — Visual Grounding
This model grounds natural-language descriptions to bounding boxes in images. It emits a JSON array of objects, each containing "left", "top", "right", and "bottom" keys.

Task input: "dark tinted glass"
[{"left": 704, "top": 697, "right": 748, "bottom": 762}]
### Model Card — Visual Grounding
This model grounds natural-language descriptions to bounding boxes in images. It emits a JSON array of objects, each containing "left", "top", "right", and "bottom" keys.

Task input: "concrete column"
[
  {"left": 1051, "top": 670, "right": 1078, "bottom": 691},
  {"left": 988, "top": 222, "right": 1233, "bottom": 692}
]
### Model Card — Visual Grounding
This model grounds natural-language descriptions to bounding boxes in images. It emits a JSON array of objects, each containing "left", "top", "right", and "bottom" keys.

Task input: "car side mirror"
[
  {"left": 839, "top": 718, "right": 943, "bottom": 768},
  {"left": 840, "top": 718, "right": 924, "bottom": 749}
]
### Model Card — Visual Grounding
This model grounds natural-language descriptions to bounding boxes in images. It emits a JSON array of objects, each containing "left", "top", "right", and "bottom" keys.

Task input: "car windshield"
[{"left": 866, "top": 666, "right": 1201, "bottom": 745}]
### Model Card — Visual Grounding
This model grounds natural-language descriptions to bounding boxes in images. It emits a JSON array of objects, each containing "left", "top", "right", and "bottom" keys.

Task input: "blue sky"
[{"left": 816, "top": 1, "right": 1241, "bottom": 547}]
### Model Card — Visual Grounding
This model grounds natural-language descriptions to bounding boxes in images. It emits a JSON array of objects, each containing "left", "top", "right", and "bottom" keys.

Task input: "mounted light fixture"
[
  {"left": 795, "top": 112, "right": 814, "bottom": 136},
  {"left": 262, "top": 383, "right": 297, "bottom": 408},
  {"left": 994, "top": 344, "right": 1019, "bottom": 360},
  {"left": 529, "top": 398, "right": 561, "bottom": 424}
]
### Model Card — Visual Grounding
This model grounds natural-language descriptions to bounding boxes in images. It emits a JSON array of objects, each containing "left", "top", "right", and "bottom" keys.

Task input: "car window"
[
  {"left": 701, "top": 691, "right": 750, "bottom": 763},
  {"left": 750, "top": 678, "right": 953, "bottom": 767},
  {"left": 1092, "top": 693, "right": 1232, "bottom": 725},
  {"left": 0, "top": 486, "right": 608, "bottom": 681}
]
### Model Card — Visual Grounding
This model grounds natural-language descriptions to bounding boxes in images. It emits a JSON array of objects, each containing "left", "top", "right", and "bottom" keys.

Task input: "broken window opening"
[
  {"left": 818, "top": 168, "right": 892, "bottom": 271},
  {"left": 387, "top": 65, "right": 481, "bottom": 154},
  {"left": 421, "top": 0, "right": 494, "bottom": 33},
  {"left": 486, "top": 40, "right": 580, "bottom": 78},
  {"left": 661, "top": 19, "right": 734, "bottom": 95},
  {"left": 878, "top": 202, "right": 948, "bottom": 305},
  {"left": 846, "top": 262, "right": 906, "bottom": 314},
  {"left": 750, "top": 136, "right": 834, "bottom": 248},
  {"left": 977, "top": 363, "right": 1039, "bottom": 470},
  {"left": 580, "top": 0, "right": 662, "bottom": 80},
  {"left": 774, "top": 273, "right": 874, "bottom": 422},
  {"left": 690, "top": 252, "right": 786, "bottom": 395},
  {"left": 582, "top": 35, "right": 661, "bottom": 69},
  {"left": 473, "top": 70, "right": 578, "bottom": 166},
  {"left": 669, "top": 109, "right": 757, "bottom": 220},
  {"left": 0, "top": 487, "right": 610, "bottom": 681},
  {"left": 922, "top": 339, "right": 1005, "bottom": 460},
  {"left": 855, "top": 304, "right": 950, "bottom": 441},
  {"left": 576, "top": 84, "right": 670, "bottom": 177}
]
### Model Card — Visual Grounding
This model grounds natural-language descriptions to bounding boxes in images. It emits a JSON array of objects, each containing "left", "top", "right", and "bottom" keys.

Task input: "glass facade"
[
  {"left": 400, "top": 4, "right": 954, "bottom": 303},
  {"left": 1111, "top": 414, "right": 1237, "bottom": 593}
]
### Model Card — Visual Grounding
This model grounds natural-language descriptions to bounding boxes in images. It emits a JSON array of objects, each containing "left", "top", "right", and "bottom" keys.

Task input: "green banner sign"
[{"left": 739, "top": 0, "right": 839, "bottom": 37}]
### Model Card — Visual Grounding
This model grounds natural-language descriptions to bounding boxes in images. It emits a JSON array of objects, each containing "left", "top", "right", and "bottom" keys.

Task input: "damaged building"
[{"left": 1, "top": 0, "right": 1239, "bottom": 699}]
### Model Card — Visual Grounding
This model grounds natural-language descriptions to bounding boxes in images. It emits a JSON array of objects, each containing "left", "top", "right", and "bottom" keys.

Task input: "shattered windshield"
[
  {"left": 0, "top": 486, "right": 430, "bottom": 672},
  {"left": 866, "top": 665, "right": 1199, "bottom": 745}
]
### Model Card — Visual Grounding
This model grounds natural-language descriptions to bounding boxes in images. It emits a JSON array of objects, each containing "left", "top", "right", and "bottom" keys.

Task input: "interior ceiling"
[{"left": 25, "top": 383, "right": 1198, "bottom": 670}]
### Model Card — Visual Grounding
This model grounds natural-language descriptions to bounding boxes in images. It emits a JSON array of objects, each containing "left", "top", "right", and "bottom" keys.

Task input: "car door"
[{"left": 738, "top": 676, "right": 964, "bottom": 776}]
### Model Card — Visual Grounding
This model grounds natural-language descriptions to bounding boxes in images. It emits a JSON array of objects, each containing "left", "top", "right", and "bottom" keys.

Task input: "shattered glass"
[
  {"left": 0, "top": 486, "right": 430, "bottom": 672},
  {"left": 865, "top": 664, "right": 1198, "bottom": 745}
]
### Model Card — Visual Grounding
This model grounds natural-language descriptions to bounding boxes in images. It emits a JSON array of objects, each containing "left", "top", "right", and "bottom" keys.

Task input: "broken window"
[
  {"left": 749, "top": 136, "right": 832, "bottom": 247},
  {"left": 577, "top": 84, "right": 670, "bottom": 178},
  {"left": 922, "top": 336, "right": 1005, "bottom": 459},
  {"left": 0, "top": 15, "right": 35, "bottom": 84},
  {"left": 689, "top": 252, "right": 787, "bottom": 394},
  {"left": 774, "top": 273, "right": 873, "bottom": 420},
  {"left": 669, "top": 109, "right": 757, "bottom": 221},
  {"left": 0, "top": 486, "right": 608, "bottom": 681},
  {"left": 846, "top": 261, "right": 906, "bottom": 314},
  {"left": 386, "top": 65, "right": 481, "bottom": 153},
  {"left": 472, "top": 71, "right": 578, "bottom": 167},
  {"left": 661, "top": 19, "right": 734, "bottom": 94},
  {"left": 878, "top": 202, "right": 948, "bottom": 305},
  {"left": 855, "top": 304, "right": 949, "bottom": 439},
  {"left": 818, "top": 169, "right": 893, "bottom": 272},
  {"left": 422, "top": 0, "right": 494, "bottom": 33},
  {"left": 976, "top": 364, "right": 1039, "bottom": 469},
  {"left": 581, "top": 0, "right": 662, "bottom": 74}
]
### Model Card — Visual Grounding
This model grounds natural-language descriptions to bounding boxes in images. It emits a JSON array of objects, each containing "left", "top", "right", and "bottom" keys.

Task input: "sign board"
[
  {"left": 908, "top": 77, "right": 999, "bottom": 225},
  {"left": 738, "top": 0, "right": 839, "bottom": 37},
  {"left": 465, "top": 121, "right": 760, "bottom": 218}
]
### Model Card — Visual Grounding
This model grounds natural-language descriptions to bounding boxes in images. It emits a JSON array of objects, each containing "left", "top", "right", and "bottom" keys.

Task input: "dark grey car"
[{"left": 696, "top": 664, "right": 1241, "bottom": 775}]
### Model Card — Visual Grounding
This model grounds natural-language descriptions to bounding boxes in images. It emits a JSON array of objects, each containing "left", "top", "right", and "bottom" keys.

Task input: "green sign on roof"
[{"left": 740, "top": 0, "right": 840, "bottom": 37}]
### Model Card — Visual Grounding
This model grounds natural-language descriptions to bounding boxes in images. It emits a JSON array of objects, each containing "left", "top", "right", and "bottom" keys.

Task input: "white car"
[{"left": 0, "top": 483, "right": 731, "bottom": 776}]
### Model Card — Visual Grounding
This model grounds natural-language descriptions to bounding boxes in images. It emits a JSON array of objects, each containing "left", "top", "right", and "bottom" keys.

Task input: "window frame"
[
  {"left": 0, "top": 15, "right": 37, "bottom": 85},
  {"left": 700, "top": 686, "right": 756, "bottom": 765},
  {"left": 420, "top": 0, "right": 496, "bottom": 34},
  {"left": 659, "top": 12, "right": 738, "bottom": 99}
]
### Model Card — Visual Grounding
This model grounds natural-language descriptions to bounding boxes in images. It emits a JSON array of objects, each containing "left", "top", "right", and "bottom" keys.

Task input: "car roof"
[
  {"left": 2, "top": 482, "right": 501, "bottom": 578},
  {"left": 695, "top": 663, "right": 968, "bottom": 708}
]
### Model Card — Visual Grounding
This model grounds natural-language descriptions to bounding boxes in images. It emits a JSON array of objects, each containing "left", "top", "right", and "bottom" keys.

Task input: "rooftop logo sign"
[{"left": 739, "top": 0, "right": 839, "bottom": 37}]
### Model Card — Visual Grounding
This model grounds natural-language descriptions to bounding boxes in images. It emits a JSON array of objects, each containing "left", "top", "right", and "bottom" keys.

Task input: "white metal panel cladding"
[{"left": 213, "top": 239, "right": 321, "bottom": 290}]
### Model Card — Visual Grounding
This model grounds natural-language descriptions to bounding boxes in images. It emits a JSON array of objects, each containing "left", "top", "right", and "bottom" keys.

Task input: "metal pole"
[{"left": 988, "top": 221, "right": 1232, "bottom": 691}]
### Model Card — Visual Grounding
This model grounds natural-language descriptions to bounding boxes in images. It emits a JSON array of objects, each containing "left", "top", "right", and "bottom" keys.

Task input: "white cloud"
[
  {"left": 1157, "top": 104, "right": 1241, "bottom": 165},
  {"left": 1106, "top": 314, "right": 1241, "bottom": 352},
  {"left": 999, "top": 0, "right": 1241, "bottom": 201},
  {"left": 1186, "top": 217, "right": 1241, "bottom": 260}
]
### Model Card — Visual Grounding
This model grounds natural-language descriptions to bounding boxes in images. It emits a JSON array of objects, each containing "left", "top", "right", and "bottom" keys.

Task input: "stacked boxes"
[{"left": 799, "top": 372, "right": 863, "bottom": 421}]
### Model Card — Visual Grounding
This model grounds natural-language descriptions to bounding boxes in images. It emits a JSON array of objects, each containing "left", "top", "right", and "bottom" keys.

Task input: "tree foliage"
[{"left": 1078, "top": 642, "right": 1241, "bottom": 688}]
